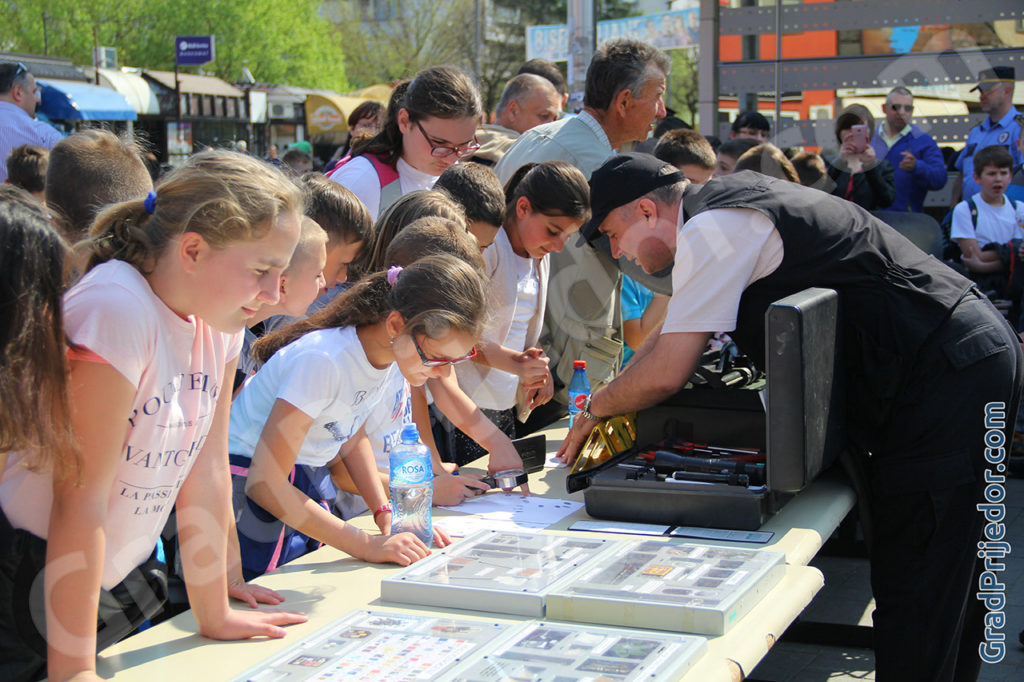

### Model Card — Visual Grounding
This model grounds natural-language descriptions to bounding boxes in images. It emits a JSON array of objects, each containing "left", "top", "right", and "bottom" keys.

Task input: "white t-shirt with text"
[{"left": 0, "top": 260, "right": 242, "bottom": 589}]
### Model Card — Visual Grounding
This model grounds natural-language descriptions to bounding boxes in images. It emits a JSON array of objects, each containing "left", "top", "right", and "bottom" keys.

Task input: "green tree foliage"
[
  {"left": 326, "top": 0, "right": 641, "bottom": 111},
  {"left": 0, "top": 0, "right": 349, "bottom": 91},
  {"left": 325, "top": 0, "right": 477, "bottom": 88},
  {"left": 669, "top": 48, "right": 699, "bottom": 128}
]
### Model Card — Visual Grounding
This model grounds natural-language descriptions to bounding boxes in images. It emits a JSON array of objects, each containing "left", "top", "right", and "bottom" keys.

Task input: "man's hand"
[
  {"left": 899, "top": 150, "right": 917, "bottom": 172},
  {"left": 555, "top": 412, "right": 599, "bottom": 465}
]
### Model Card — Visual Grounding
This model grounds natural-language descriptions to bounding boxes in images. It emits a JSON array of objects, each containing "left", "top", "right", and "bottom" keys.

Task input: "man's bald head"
[{"left": 494, "top": 74, "right": 561, "bottom": 134}]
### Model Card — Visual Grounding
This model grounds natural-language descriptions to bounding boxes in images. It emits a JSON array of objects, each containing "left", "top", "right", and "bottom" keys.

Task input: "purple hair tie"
[
  {"left": 143, "top": 191, "right": 157, "bottom": 215},
  {"left": 387, "top": 265, "right": 403, "bottom": 286}
]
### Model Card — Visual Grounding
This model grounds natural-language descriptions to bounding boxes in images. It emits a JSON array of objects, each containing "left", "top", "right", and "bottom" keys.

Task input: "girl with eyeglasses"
[
  {"left": 327, "top": 66, "right": 482, "bottom": 221},
  {"left": 227, "top": 255, "right": 488, "bottom": 578}
]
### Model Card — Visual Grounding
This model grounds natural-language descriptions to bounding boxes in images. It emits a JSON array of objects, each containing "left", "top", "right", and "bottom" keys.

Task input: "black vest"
[{"left": 682, "top": 172, "right": 972, "bottom": 439}]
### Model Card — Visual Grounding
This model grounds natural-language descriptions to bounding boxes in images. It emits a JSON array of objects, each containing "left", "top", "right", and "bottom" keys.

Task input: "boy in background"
[
  {"left": 653, "top": 129, "right": 716, "bottom": 184},
  {"left": 435, "top": 162, "right": 505, "bottom": 250},
  {"left": 4, "top": 144, "right": 47, "bottom": 204},
  {"left": 951, "top": 145, "right": 1024, "bottom": 278},
  {"left": 234, "top": 216, "right": 329, "bottom": 390}
]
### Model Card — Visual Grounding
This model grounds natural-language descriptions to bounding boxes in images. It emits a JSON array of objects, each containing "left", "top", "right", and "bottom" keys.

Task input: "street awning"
[
  {"left": 37, "top": 78, "right": 137, "bottom": 121},
  {"left": 92, "top": 68, "right": 160, "bottom": 115},
  {"left": 143, "top": 70, "right": 245, "bottom": 98},
  {"left": 305, "top": 87, "right": 392, "bottom": 143},
  {"left": 305, "top": 93, "right": 366, "bottom": 141}
]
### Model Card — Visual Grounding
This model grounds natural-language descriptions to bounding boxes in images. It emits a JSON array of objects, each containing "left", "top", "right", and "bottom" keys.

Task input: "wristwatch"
[{"left": 579, "top": 395, "right": 602, "bottom": 422}]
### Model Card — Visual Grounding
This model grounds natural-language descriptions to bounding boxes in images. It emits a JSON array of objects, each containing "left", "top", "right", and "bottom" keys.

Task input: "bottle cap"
[
  {"left": 400, "top": 423, "right": 419, "bottom": 442},
  {"left": 573, "top": 360, "right": 587, "bottom": 369}
]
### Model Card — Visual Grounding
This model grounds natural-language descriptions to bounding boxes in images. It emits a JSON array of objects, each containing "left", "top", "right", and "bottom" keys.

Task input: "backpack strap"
[
  {"left": 364, "top": 154, "right": 403, "bottom": 214},
  {"left": 967, "top": 195, "right": 979, "bottom": 229},
  {"left": 328, "top": 153, "right": 403, "bottom": 214}
]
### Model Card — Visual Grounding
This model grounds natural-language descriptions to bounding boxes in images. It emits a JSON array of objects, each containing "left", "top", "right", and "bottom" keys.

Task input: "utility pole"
[
  {"left": 473, "top": 0, "right": 483, "bottom": 84},
  {"left": 567, "top": 0, "right": 595, "bottom": 113}
]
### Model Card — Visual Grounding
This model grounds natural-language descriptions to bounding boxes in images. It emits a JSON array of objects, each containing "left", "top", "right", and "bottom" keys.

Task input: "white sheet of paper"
[
  {"left": 437, "top": 493, "right": 583, "bottom": 538},
  {"left": 544, "top": 451, "right": 567, "bottom": 468},
  {"left": 434, "top": 515, "right": 548, "bottom": 538}
]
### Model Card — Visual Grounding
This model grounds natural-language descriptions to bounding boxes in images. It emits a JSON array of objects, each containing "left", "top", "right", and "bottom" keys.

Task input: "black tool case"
[{"left": 570, "top": 288, "right": 845, "bottom": 530}]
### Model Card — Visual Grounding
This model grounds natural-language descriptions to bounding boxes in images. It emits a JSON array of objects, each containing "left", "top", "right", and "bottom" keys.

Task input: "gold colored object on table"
[{"left": 570, "top": 414, "right": 637, "bottom": 474}]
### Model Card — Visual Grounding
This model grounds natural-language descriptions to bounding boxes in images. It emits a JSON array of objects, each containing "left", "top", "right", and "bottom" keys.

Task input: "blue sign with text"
[{"left": 176, "top": 36, "right": 215, "bottom": 66}]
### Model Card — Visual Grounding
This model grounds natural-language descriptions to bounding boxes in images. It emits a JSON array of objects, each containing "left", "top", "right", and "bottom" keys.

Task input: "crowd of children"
[
  {"left": 1, "top": 50, "right": 1022, "bottom": 682},
  {"left": 0, "top": 60, "right": 595, "bottom": 681}
]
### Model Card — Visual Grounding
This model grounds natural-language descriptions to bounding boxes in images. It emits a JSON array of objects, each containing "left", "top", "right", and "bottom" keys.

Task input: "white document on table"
[{"left": 436, "top": 493, "right": 583, "bottom": 538}]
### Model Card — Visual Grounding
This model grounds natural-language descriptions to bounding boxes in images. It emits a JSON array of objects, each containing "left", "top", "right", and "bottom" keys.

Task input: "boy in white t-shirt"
[{"left": 951, "top": 144, "right": 1024, "bottom": 275}]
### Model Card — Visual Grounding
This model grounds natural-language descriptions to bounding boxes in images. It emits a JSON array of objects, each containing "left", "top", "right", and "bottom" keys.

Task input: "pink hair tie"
[{"left": 387, "top": 265, "right": 403, "bottom": 286}]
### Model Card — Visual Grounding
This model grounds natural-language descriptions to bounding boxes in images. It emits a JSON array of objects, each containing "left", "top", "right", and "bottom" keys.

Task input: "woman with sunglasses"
[
  {"left": 327, "top": 66, "right": 482, "bottom": 221},
  {"left": 227, "top": 255, "right": 488, "bottom": 578}
]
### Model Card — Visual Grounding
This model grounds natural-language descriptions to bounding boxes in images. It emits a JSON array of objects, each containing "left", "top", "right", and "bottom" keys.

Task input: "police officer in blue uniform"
[{"left": 955, "top": 66, "right": 1021, "bottom": 201}]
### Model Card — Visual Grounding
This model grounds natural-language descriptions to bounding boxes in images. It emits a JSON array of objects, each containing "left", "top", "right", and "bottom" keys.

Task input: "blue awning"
[{"left": 37, "top": 78, "right": 137, "bottom": 121}]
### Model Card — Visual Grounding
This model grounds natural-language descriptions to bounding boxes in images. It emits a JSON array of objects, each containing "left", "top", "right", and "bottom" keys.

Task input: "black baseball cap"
[
  {"left": 580, "top": 153, "right": 686, "bottom": 244},
  {"left": 971, "top": 66, "right": 1016, "bottom": 92}
]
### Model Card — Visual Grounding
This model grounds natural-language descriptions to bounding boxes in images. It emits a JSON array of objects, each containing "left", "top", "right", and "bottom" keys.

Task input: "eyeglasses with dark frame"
[
  {"left": 413, "top": 120, "right": 480, "bottom": 159},
  {"left": 412, "top": 335, "right": 477, "bottom": 367},
  {"left": 889, "top": 103, "right": 914, "bottom": 112}
]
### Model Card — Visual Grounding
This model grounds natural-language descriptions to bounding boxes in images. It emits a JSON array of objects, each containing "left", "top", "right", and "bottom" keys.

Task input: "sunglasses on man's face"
[
  {"left": 889, "top": 104, "right": 914, "bottom": 112},
  {"left": 412, "top": 335, "right": 477, "bottom": 367}
]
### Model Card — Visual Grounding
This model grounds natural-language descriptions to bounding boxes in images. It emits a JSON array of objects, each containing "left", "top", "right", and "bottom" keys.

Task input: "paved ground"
[{"left": 748, "top": 474, "right": 1024, "bottom": 681}]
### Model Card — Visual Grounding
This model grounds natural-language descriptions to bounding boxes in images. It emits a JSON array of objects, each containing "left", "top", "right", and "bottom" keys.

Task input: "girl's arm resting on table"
[
  {"left": 245, "top": 398, "right": 429, "bottom": 565},
  {"left": 331, "top": 430, "right": 389, "bottom": 533},
  {"left": 176, "top": 357, "right": 305, "bottom": 639},
  {"left": 225, "top": 515, "right": 284, "bottom": 608},
  {"left": 46, "top": 361, "right": 135, "bottom": 682}
]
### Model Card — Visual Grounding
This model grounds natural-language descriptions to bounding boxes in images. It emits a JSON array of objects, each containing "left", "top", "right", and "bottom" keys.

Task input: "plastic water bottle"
[
  {"left": 567, "top": 359, "right": 591, "bottom": 428},
  {"left": 389, "top": 423, "right": 432, "bottom": 544}
]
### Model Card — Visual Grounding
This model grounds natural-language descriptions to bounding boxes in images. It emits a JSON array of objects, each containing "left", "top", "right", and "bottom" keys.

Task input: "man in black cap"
[
  {"left": 954, "top": 66, "right": 1021, "bottom": 203},
  {"left": 557, "top": 152, "right": 1022, "bottom": 682}
]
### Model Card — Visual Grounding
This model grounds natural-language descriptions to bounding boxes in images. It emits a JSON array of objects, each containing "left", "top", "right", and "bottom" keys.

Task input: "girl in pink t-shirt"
[{"left": 0, "top": 151, "right": 308, "bottom": 682}]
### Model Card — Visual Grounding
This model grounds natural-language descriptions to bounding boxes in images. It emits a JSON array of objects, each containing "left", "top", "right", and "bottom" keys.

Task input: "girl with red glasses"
[
  {"left": 328, "top": 66, "right": 482, "bottom": 221},
  {"left": 228, "top": 255, "right": 487, "bottom": 578}
]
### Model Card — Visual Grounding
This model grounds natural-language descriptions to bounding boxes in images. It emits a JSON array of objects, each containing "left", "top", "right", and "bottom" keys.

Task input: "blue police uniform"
[{"left": 955, "top": 107, "right": 1023, "bottom": 199}]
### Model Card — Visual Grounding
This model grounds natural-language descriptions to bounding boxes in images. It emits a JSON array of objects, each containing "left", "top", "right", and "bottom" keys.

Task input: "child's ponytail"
[{"left": 86, "top": 197, "right": 162, "bottom": 273}]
